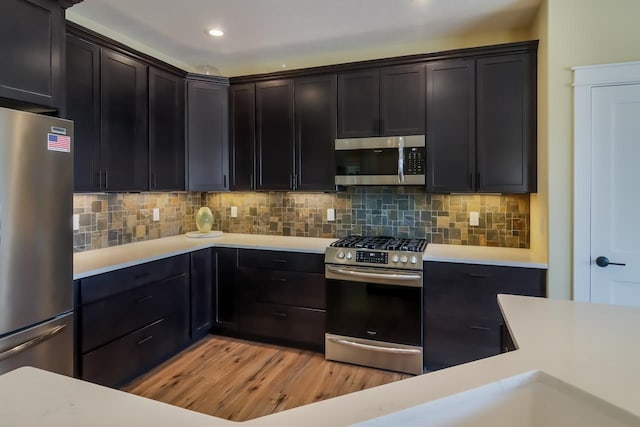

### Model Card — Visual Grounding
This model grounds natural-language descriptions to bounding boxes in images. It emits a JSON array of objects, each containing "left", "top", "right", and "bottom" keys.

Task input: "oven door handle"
[
  {"left": 326, "top": 265, "right": 421, "bottom": 281},
  {"left": 328, "top": 337, "right": 421, "bottom": 356}
]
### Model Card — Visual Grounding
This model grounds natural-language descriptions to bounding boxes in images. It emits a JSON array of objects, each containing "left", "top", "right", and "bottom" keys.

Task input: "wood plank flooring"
[{"left": 123, "top": 336, "right": 411, "bottom": 422}]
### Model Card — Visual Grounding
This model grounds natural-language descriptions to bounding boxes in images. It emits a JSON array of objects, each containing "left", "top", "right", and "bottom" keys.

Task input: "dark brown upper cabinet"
[
  {"left": 229, "top": 84, "right": 256, "bottom": 191},
  {"left": 149, "top": 68, "right": 185, "bottom": 191},
  {"left": 255, "top": 79, "right": 295, "bottom": 191},
  {"left": 0, "top": 0, "right": 63, "bottom": 111},
  {"left": 476, "top": 53, "right": 536, "bottom": 193},
  {"left": 66, "top": 34, "right": 100, "bottom": 192},
  {"left": 67, "top": 36, "right": 149, "bottom": 192},
  {"left": 426, "top": 52, "right": 536, "bottom": 193},
  {"left": 426, "top": 59, "right": 476, "bottom": 193},
  {"left": 99, "top": 48, "right": 149, "bottom": 191},
  {"left": 294, "top": 74, "right": 337, "bottom": 191},
  {"left": 186, "top": 77, "right": 229, "bottom": 192},
  {"left": 337, "top": 64, "right": 425, "bottom": 138}
]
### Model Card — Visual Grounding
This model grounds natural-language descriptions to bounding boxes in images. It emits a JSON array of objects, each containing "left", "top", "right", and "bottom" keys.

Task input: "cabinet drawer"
[
  {"left": 82, "top": 311, "right": 189, "bottom": 388},
  {"left": 80, "top": 254, "right": 189, "bottom": 304},
  {"left": 81, "top": 273, "right": 188, "bottom": 353},
  {"left": 239, "top": 302, "right": 325, "bottom": 349},
  {"left": 238, "top": 269, "right": 325, "bottom": 309},
  {"left": 238, "top": 249, "right": 324, "bottom": 274},
  {"left": 424, "top": 319, "right": 500, "bottom": 371},
  {"left": 424, "top": 262, "right": 545, "bottom": 322}
]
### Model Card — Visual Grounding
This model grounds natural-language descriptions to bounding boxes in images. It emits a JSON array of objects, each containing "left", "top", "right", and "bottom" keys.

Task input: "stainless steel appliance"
[
  {"left": 0, "top": 107, "right": 74, "bottom": 376},
  {"left": 335, "top": 135, "right": 425, "bottom": 186},
  {"left": 325, "top": 236, "right": 426, "bottom": 375}
]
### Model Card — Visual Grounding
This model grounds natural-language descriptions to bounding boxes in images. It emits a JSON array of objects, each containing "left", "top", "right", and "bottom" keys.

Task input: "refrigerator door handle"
[{"left": 0, "top": 324, "right": 67, "bottom": 362}]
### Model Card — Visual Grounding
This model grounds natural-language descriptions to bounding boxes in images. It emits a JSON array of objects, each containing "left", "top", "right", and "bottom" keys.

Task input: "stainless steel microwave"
[{"left": 335, "top": 135, "right": 425, "bottom": 185}]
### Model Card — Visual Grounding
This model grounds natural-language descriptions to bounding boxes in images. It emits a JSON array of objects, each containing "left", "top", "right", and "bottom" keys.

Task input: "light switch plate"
[
  {"left": 153, "top": 208, "right": 160, "bottom": 222},
  {"left": 231, "top": 206, "right": 238, "bottom": 218},
  {"left": 72, "top": 214, "right": 80, "bottom": 231},
  {"left": 327, "top": 208, "right": 335, "bottom": 222},
  {"left": 470, "top": 211, "right": 480, "bottom": 227}
]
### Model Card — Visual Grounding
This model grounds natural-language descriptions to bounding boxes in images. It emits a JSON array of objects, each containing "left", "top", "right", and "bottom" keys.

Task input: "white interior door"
[{"left": 590, "top": 83, "right": 640, "bottom": 306}]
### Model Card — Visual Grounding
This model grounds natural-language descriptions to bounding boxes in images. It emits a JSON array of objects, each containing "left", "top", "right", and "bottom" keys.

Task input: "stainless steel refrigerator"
[{"left": 0, "top": 107, "right": 74, "bottom": 376}]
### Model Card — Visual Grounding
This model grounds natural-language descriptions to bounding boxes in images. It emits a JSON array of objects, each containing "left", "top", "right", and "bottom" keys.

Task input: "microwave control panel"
[{"left": 405, "top": 148, "right": 425, "bottom": 175}]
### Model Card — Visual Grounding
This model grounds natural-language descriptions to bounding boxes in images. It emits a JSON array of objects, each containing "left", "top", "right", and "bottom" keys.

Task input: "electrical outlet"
[
  {"left": 72, "top": 214, "right": 80, "bottom": 231},
  {"left": 231, "top": 206, "right": 238, "bottom": 218},
  {"left": 153, "top": 208, "right": 160, "bottom": 222},
  {"left": 327, "top": 208, "right": 335, "bottom": 222},
  {"left": 470, "top": 211, "right": 480, "bottom": 227}
]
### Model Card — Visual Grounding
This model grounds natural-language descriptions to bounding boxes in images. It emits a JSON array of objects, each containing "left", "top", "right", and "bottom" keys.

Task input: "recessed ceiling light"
[
  {"left": 208, "top": 29, "right": 224, "bottom": 37},
  {"left": 281, "top": 64, "right": 287, "bottom": 68}
]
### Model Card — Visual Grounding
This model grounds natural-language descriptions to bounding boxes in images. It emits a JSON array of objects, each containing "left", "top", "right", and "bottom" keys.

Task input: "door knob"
[{"left": 595, "top": 256, "right": 626, "bottom": 267}]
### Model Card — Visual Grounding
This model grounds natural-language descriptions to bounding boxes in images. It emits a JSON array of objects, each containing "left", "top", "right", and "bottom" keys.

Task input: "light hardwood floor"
[{"left": 123, "top": 336, "right": 411, "bottom": 422}]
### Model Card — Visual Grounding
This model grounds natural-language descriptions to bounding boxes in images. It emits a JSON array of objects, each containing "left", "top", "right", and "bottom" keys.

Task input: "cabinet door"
[
  {"left": 380, "top": 64, "right": 425, "bottom": 136},
  {"left": 213, "top": 248, "right": 238, "bottom": 332},
  {"left": 423, "top": 262, "right": 546, "bottom": 371},
  {"left": 149, "top": 68, "right": 185, "bottom": 191},
  {"left": 0, "top": 0, "right": 62, "bottom": 110},
  {"left": 426, "top": 60, "right": 476, "bottom": 193},
  {"left": 294, "top": 74, "right": 337, "bottom": 191},
  {"left": 476, "top": 53, "right": 535, "bottom": 193},
  {"left": 255, "top": 79, "right": 294, "bottom": 191},
  {"left": 100, "top": 48, "right": 148, "bottom": 191},
  {"left": 190, "top": 249, "right": 213, "bottom": 340},
  {"left": 337, "top": 69, "right": 379, "bottom": 138},
  {"left": 229, "top": 83, "right": 255, "bottom": 190},
  {"left": 66, "top": 34, "right": 101, "bottom": 192},
  {"left": 186, "top": 80, "right": 229, "bottom": 191}
]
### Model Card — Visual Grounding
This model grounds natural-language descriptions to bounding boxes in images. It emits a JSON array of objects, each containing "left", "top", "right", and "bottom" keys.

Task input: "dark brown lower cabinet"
[
  {"left": 190, "top": 249, "right": 213, "bottom": 340},
  {"left": 77, "top": 255, "right": 190, "bottom": 388},
  {"left": 233, "top": 249, "right": 326, "bottom": 351},
  {"left": 423, "top": 261, "right": 546, "bottom": 371}
]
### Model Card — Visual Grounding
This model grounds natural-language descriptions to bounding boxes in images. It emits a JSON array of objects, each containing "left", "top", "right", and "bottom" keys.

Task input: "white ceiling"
[{"left": 67, "top": 0, "right": 540, "bottom": 77}]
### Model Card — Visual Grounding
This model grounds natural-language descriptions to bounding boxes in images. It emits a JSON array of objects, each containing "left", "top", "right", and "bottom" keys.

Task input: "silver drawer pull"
[
  {"left": 327, "top": 337, "right": 421, "bottom": 355},
  {"left": 137, "top": 336, "right": 153, "bottom": 345}
]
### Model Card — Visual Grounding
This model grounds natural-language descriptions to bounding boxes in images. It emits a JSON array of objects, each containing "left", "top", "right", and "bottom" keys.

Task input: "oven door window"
[{"left": 326, "top": 279, "right": 421, "bottom": 346}]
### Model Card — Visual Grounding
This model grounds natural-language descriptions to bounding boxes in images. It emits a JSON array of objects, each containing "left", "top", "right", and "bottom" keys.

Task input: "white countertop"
[
  {"left": 74, "top": 234, "right": 546, "bottom": 280},
  {"left": 423, "top": 243, "right": 548, "bottom": 269},
  {"left": 1, "top": 296, "right": 638, "bottom": 426},
  {"left": 74, "top": 233, "right": 337, "bottom": 279}
]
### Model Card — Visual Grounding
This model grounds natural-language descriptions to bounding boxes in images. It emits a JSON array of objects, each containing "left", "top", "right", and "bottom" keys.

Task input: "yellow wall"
[{"left": 537, "top": 0, "right": 640, "bottom": 299}]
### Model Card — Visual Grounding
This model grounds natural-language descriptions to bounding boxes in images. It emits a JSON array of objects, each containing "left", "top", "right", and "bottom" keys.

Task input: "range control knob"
[
  {"left": 337, "top": 251, "right": 345, "bottom": 259},
  {"left": 392, "top": 255, "right": 400, "bottom": 263},
  {"left": 400, "top": 255, "right": 408, "bottom": 263},
  {"left": 346, "top": 252, "right": 353, "bottom": 260},
  {"left": 410, "top": 256, "right": 418, "bottom": 264}
]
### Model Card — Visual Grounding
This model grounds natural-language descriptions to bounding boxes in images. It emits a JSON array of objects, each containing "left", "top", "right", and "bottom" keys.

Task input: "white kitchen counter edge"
[
  {"left": 75, "top": 235, "right": 547, "bottom": 280},
  {"left": 422, "top": 243, "right": 548, "bottom": 269},
  {"left": 1, "top": 295, "right": 638, "bottom": 426}
]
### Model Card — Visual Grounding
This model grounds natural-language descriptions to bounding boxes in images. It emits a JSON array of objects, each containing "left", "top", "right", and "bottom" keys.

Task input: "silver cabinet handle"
[
  {"left": 397, "top": 136, "right": 405, "bottom": 184},
  {"left": 328, "top": 337, "right": 421, "bottom": 355},
  {"left": 0, "top": 325, "right": 67, "bottom": 362},
  {"left": 327, "top": 265, "right": 421, "bottom": 281}
]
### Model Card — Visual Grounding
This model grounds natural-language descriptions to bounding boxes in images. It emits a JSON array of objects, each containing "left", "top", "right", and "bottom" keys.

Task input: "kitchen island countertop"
[{"left": 1, "top": 295, "right": 638, "bottom": 426}]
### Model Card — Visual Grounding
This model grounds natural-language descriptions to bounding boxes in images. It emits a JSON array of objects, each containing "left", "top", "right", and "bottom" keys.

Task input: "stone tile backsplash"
[
  {"left": 73, "top": 188, "right": 529, "bottom": 252},
  {"left": 206, "top": 187, "right": 530, "bottom": 247},
  {"left": 72, "top": 193, "right": 202, "bottom": 252}
]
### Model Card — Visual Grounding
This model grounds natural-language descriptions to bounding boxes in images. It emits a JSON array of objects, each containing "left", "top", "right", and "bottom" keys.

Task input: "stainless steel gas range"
[{"left": 324, "top": 236, "right": 427, "bottom": 375}]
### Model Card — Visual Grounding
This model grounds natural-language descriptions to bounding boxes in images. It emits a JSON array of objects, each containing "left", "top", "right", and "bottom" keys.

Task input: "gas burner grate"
[{"left": 330, "top": 236, "right": 427, "bottom": 252}]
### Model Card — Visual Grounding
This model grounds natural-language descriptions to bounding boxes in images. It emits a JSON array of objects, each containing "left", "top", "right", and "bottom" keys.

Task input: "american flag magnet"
[{"left": 47, "top": 133, "right": 71, "bottom": 153}]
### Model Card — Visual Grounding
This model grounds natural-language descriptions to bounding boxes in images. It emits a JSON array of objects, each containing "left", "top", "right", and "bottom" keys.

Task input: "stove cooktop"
[{"left": 326, "top": 235, "right": 427, "bottom": 270}]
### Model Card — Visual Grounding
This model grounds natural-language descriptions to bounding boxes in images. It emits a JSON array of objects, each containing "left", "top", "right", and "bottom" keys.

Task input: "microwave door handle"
[{"left": 398, "top": 137, "right": 405, "bottom": 184}]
